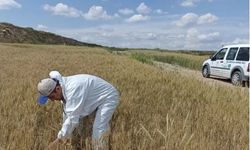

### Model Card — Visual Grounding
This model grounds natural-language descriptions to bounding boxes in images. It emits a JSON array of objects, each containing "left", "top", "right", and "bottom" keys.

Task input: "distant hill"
[{"left": 0, "top": 22, "right": 100, "bottom": 47}]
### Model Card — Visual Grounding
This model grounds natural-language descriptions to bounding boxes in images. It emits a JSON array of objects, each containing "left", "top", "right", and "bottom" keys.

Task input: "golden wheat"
[{"left": 0, "top": 43, "right": 248, "bottom": 150}]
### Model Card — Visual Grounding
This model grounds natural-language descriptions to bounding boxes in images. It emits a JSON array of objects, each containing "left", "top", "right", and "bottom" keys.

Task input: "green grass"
[
  {"left": 130, "top": 53, "right": 153, "bottom": 65},
  {"left": 126, "top": 50, "right": 210, "bottom": 70},
  {"left": 152, "top": 55, "right": 204, "bottom": 70}
]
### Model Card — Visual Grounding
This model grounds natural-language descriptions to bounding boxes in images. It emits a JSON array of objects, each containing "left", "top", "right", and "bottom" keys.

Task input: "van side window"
[
  {"left": 226, "top": 47, "right": 238, "bottom": 60},
  {"left": 215, "top": 48, "right": 227, "bottom": 60},
  {"left": 236, "top": 47, "right": 249, "bottom": 61}
]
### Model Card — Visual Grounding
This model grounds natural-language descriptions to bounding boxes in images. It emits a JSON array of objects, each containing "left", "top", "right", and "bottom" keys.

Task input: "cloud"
[
  {"left": 118, "top": 8, "right": 134, "bottom": 15},
  {"left": 176, "top": 12, "right": 218, "bottom": 27},
  {"left": 55, "top": 11, "right": 246, "bottom": 50},
  {"left": 187, "top": 28, "right": 220, "bottom": 42},
  {"left": 185, "top": 28, "right": 220, "bottom": 48},
  {"left": 57, "top": 18, "right": 247, "bottom": 50},
  {"left": 197, "top": 13, "right": 218, "bottom": 24},
  {"left": 154, "top": 9, "right": 168, "bottom": 15},
  {"left": 232, "top": 38, "right": 249, "bottom": 44},
  {"left": 176, "top": 13, "right": 199, "bottom": 27},
  {"left": 136, "top": 2, "right": 151, "bottom": 14},
  {"left": 146, "top": 33, "right": 157, "bottom": 40},
  {"left": 63, "top": 26, "right": 161, "bottom": 49},
  {"left": 124, "top": 3, "right": 166, "bottom": 16},
  {"left": 83, "top": 5, "right": 112, "bottom": 20},
  {"left": 36, "top": 24, "right": 48, "bottom": 31},
  {"left": 43, "top": 4, "right": 115, "bottom": 20},
  {"left": 0, "top": 0, "right": 21, "bottom": 10},
  {"left": 181, "top": 0, "right": 200, "bottom": 7},
  {"left": 198, "top": 32, "right": 220, "bottom": 42},
  {"left": 126, "top": 14, "right": 149, "bottom": 23},
  {"left": 43, "top": 3, "right": 82, "bottom": 17},
  {"left": 186, "top": 28, "right": 199, "bottom": 40}
]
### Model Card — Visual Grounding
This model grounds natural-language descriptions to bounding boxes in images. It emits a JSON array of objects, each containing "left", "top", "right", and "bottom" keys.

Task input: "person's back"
[{"left": 61, "top": 74, "right": 119, "bottom": 118}]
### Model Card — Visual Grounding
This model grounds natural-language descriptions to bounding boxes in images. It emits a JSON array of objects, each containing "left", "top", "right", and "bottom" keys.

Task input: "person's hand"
[
  {"left": 62, "top": 139, "right": 71, "bottom": 145},
  {"left": 48, "top": 138, "right": 70, "bottom": 149},
  {"left": 48, "top": 138, "right": 61, "bottom": 149}
]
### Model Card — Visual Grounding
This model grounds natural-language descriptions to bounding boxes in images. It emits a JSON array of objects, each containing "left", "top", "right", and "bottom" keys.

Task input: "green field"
[{"left": 108, "top": 49, "right": 212, "bottom": 70}]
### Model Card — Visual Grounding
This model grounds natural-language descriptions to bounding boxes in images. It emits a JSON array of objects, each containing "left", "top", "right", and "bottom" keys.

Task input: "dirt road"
[{"left": 153, "top": 61, "right": 249, "bottom": 90}]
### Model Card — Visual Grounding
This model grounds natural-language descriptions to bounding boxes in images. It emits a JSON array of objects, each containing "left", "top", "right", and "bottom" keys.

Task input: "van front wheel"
[{"left": 202, "top": 65, "right": 210, "bottom": 78}]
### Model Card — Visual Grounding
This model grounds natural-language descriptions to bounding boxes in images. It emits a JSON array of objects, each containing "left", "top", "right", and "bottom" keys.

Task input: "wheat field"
[{"left": 0, "top": 43, "right": 248, "bottom": 150}]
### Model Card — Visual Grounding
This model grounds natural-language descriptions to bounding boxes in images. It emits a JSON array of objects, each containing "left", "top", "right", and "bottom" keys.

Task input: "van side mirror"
[{"left": 210, "top": 56, "right": 216, "bottom": 61}]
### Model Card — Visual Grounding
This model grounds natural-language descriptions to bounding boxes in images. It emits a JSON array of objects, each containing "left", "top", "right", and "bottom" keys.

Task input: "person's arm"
[
  {"left": 57, "top": 83, "right": 88, "bottom": 139},
  {"left": 62, "top": 104, "right": 67, "bottom": 123}
]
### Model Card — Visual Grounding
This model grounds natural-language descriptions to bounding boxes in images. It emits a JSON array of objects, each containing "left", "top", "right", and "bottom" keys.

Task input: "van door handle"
[{"left": 220, "top": 61, "right": 223, "bottom": 63}]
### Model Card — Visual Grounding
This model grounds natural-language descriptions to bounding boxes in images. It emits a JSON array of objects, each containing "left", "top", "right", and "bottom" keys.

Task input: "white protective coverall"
[{"left": 49, "top": 71, "right": 119, "bottom": 142}]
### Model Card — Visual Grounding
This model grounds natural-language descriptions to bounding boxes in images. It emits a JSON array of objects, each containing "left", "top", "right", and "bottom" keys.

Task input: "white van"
[{"left": 202, "top": 44, "right": 249, "bottom": 86}]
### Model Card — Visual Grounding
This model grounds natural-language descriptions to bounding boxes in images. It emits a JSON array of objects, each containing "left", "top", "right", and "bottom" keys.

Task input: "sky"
[{"left": 0, "top": 0, "right": 249, "bottom": 50}]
